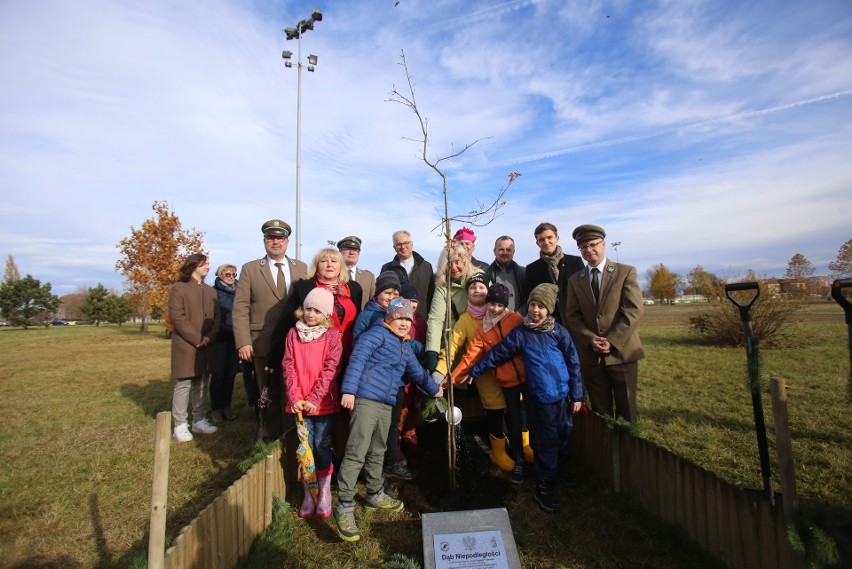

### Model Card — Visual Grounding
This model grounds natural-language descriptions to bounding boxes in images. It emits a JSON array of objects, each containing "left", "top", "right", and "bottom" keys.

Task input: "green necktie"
[{"left": 275, "top": 262, "right": 285, "bottom": 297}]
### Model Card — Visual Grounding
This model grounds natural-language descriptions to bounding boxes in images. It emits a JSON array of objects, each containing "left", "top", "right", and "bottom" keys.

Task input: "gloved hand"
[{"left": 425, "top": 351, "right": 439, "bottom": 373}]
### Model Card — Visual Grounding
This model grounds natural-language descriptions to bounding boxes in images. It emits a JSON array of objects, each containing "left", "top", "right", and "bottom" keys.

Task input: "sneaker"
[
  {"left": 534, "top": 478, "right": 560, "bottom": 513},
  {"left": 364, "top": 491, "right": 404, "bottom": 512},
  {"left": 192, "top": 419, "right": 218, "bottom": 434},
  {"left": 173, "top": 423, "right": 193, "bottom": 443},
  {"left": 210, "top": 410, "right": 224, "bottom": 424},
  {"left": 559, "top": 469, "right": 579, "bottom": 487},
  {"left": 223, "top": 407, "right": 237, "bottom": 421},
  {"left": 510, "top": 462, "right": 524, "bottom": 485},
  {"left": 383, "top": 462, "right": 416, "bottom": 481},
  {"left": 333, "top": 505, "right": 360, "bottom": 542}
]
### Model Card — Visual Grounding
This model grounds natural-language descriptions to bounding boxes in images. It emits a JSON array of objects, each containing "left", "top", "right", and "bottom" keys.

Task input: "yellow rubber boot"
[
  {"left": 489, "top": 434, "right": 515, "bottom": 472},
  {"left": 521, "top": 429, "right": 534, "bottom": 463}
]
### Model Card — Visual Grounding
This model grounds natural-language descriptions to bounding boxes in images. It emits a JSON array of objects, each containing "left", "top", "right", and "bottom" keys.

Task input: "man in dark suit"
[
  {"left": 233, "top": 219, "right": 308, "bottom": 440},
  {"left": 338, "top": 235, "right": 375, "bottom": 309},
  {"left": 562, "top": 224, "right": 644, "bottom": 422},
  {"left": 523, "top": 222, "right": 584, "bottom": 322},
  {"left": 380, "top": 230, "right": 434, "bottom": 320}
]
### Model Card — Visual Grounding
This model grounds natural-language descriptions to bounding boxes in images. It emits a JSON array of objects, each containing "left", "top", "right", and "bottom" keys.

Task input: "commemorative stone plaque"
[{"left": 422, "top": 507, "right": 521, "bottom": 569}]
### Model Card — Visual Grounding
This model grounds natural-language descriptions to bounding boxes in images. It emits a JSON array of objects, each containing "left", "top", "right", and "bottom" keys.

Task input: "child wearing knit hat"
[
  {"left": 352, "top": 270, "right": 401, "bottom": 339},
  {"left": 468, "top": 283, "right": 584, "bottom": 514},
  {"left": 334, "top": 298, "right": 443, "bottom": 542},
  {"left": 450, "top": 283, "right": 532, "bottom": 484},
  {"left": 281, "top": 287, "right": 343, "bottom": 520}
]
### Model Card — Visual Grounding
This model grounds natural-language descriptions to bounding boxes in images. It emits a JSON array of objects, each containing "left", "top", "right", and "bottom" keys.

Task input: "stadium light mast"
[{"left": 282, "top": 8, "right": 322, "bottom": 260}]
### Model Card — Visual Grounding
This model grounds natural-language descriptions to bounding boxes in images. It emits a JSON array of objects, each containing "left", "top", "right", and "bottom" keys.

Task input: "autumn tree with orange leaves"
[{"left": 115, "top": 201, "right": 205, "bottom": 331}]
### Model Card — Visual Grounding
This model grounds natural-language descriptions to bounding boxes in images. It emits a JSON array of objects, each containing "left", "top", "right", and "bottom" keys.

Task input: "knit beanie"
[
  {"left": 486, "top": 283, "right": 510, "bottom": 307},
  {"left": 400, "top": 282, "right": 419, "bottom": 301},
  {"left": 527, "top": 283, "right": 558, "bottom": 314},
  {"left": 303, "top": 287, "right": 334, "bottom": 318},
  {"left": 385, "top": 298, "right": 414, "bottom": 322},
  {"left": 453, "top": 226, "right": 477, "bottom": 242},
  {"left": 466, "top": 272, "right": 488, "bottom": 291},
  {"left": 375, "top": 270, "right": 401, "bottom": 295}
]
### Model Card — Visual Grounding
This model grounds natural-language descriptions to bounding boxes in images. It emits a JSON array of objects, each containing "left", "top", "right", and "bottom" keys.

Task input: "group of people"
[{"left": 166, "top": 219, "right": 645, "bottom": 541}]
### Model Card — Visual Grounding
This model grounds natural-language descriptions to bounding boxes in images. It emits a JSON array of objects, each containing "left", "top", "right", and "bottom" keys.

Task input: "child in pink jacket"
[{"left": 282, "top": 288, "right": 343, "bottom": 519}]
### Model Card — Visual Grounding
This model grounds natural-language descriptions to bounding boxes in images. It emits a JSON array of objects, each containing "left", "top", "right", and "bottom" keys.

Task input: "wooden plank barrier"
[
  {"left": 572, "top": 412, "right": 800, "bottom": 569},
  {"left": 158, "top": 446, "right": 286, "bottom": 569}
]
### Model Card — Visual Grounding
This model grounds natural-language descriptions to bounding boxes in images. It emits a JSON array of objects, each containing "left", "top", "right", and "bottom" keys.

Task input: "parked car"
[{"left": 51, "top": 319, "right": 69, "bottom": 326}]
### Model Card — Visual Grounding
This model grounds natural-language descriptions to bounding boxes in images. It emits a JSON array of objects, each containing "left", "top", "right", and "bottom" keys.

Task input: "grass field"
[{"left": 0, "top": 302, "right": 849, "bottom": 568}]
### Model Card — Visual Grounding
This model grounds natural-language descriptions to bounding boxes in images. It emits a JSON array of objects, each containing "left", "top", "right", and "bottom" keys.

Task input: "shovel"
[
  {"left": 725, "top": 282, "right": 773, "bottom": 504},
  {"left": 830, "top": 278, "right": 852, "bottom": 398}
]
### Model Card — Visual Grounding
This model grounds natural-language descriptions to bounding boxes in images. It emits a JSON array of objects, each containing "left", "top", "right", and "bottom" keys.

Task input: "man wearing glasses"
[
  {"left": 380, "top": 230, "right": 434, "bottom": 319},
  {"left": 562, "top": 224, "right": 644, "bottom": 422},
  {"left": 233, "top": 219, "right": 307, "bottom": 440}
]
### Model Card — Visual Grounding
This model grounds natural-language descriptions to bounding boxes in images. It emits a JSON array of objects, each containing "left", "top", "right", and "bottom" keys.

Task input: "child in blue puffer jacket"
[
  {"left": 333, "top": 298, "right": 443, "bottom": 542},
  {"left": 470, "top": 283, "right": 583, "bottom": 514}
]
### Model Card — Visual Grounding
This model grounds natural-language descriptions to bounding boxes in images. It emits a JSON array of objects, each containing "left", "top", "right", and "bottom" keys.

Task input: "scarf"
[
  {"left": 296, "top": 319, "right": 328, "bottom": 343},
  {"left": 540, "top": 245, "right": 564, "bottom": 283},
  {"left": 467, "top": 302, "right": 486, "bottom": 320},
  {"left": 524, "top": 313, "right": 555, "bottom": 333},
  {"left": 482, "top": 308, "right": 509, "bottom": 333},
  {"left": 214, "top": 277, "right": 237, "bottom": 294}
]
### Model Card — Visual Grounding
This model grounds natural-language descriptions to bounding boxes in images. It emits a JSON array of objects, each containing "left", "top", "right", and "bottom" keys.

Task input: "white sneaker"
[
  {"left": 192, "top": 419, "right": 218, "bottom": 434},
  {"left": 173, "top": 423, "right": 193, "bottom": 443}
]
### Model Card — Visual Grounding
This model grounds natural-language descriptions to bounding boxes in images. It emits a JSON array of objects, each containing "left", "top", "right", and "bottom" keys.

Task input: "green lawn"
[{"left": 0, "top": 303, "right": 848, "bottom": 568}]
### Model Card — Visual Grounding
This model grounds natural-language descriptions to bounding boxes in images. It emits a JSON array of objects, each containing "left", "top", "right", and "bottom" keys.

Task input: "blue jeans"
[{"left": 304, "top": 413, "right": 335, "bottom": 471}]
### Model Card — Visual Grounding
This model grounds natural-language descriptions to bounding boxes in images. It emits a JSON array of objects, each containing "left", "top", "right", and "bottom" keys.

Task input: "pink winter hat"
[
  {"left": 303, "top": 288, "right": 334, "bottom": 317},
  {"left": 453, "top": 227, "right": 476, "bottom": 243}
]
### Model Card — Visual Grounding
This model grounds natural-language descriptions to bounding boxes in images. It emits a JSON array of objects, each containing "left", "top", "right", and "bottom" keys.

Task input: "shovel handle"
[
  {"left": 831, "top": 279, "right": 852, "bottom": 320},
  {"left": 725, "top": 282, "right": 760, "bottom": 308}
]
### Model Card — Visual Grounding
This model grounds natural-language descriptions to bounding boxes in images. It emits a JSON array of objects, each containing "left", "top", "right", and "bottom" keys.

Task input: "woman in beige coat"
[{"left": 169, "top": 253, "right": 221, "bottom": 442}]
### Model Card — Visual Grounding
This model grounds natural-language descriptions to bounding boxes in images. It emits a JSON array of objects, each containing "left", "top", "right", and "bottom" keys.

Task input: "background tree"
[
  {"left": 80, "top": 284, "right": 112, "bottom": 326},
  {"left": 115, "top": 201, "right": 205, "bottom": 331},
  {"left": 0, "top": 275, "right": 60, "bottom": 328},
  {"left": 60, "top": 288, "right": 88, "bottom": 321},
  {"left": 686, "top": 265, "right": 724, "bottom": 300},
  {"left": 785, "top": 253, "right": 816, "bottom": 298},
  {"left": 103, "top": 295, "right": 134, "bottom": 326},
  {"left": 4, "top": 255, "right": 20, "bottom": 283},
  {"left": 828, "top": 238, "right": 852, "bottom": 280},
  {"left": 646, "top": 263, "right": 680, "bottom": 304}
]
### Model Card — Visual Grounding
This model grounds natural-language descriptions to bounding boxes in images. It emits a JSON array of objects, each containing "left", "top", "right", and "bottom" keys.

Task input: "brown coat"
[
  {"left": 352, "top": 267, "right": 375, "bottom": 309},
  {"left": 169, "top": 280, "right": 221, "bottom": 379},
  {"left": 232, "top": 256, "right": 308, "bottom": 358},
  {"left": 561, "top": 261, "right": 645, "bottom": 367}
]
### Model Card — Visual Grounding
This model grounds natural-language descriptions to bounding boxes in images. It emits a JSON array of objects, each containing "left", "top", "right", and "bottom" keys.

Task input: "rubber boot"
[
  {"left": 521, "top": 429, "right": 535, "bottom": 463},
  {"left": 315, "top": 466, "right": 333, "bottom": 518},
  {"left": 299, "top": 480, "right": 315, "bottom": 519},
  {"left": 489, "top": 434, "right": 515, "bottom": 472}
]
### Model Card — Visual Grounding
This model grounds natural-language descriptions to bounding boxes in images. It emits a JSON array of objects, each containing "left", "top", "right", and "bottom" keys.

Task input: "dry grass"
[{"left": 0, "top": 324, "right": 256, "bottom": 568}]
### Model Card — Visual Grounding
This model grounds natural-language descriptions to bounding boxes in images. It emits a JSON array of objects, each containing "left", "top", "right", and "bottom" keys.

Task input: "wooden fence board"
[
  {"left": 757, "top": 496, "right": 779, "bottom": 569},
  {"left": 723, "top": 483, "right": 743, "bottom": 568}
]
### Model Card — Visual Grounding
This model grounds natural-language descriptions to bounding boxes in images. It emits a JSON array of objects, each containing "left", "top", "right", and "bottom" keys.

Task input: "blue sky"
[{"left": 1, "top": 0, "right": 851, "bottom": 296}]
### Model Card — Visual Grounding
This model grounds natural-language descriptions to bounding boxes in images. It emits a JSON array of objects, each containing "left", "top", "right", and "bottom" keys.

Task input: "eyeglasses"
[
  {"left": 265, "top": 235, "right": 288, "bottom": 241},
  {"left": 222, "top": 272, "right": 237, "bottom": 277},
  {"left": 393, "top": 241, "right": 412, "bottom": 249},
  {"left": 577, "top": 240, "right": 603, "bottom": 251}
]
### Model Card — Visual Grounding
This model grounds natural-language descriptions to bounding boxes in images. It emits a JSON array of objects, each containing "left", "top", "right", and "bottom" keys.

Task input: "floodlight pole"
[{"left": 282, "top": 9, "right": 322, "bottom": 260}]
